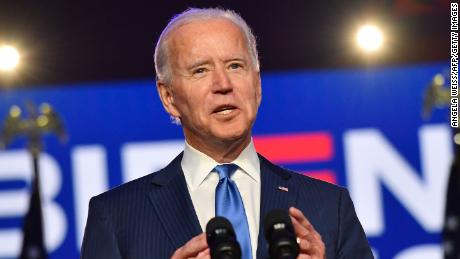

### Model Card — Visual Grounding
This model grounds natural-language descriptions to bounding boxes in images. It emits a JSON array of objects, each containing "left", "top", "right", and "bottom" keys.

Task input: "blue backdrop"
[{"left": 0, "top": 62, "right": 452, "bottom": 259}]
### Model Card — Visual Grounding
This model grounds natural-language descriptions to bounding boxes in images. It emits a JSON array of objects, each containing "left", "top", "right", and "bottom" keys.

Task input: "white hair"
[{"left": 153, "top": 7, "right": 260, "bottom": 85}]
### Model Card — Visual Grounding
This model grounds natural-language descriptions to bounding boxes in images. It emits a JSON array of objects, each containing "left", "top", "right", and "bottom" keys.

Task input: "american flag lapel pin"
[{"left": 278, "top": 186, "right": 289, "bottom": 192}]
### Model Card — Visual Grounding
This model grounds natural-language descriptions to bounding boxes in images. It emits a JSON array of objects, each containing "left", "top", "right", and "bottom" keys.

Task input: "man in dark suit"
[{"left": 81, "top": 7, "right": 373, "bottom": 259}]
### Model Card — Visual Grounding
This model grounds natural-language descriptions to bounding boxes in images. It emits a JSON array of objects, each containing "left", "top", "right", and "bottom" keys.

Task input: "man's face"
[{"left": 158, "top": 19, "right": 261, "bottom": 149}]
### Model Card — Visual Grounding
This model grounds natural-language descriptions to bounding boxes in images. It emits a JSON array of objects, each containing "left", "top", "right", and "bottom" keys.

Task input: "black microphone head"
[
  {"left": 264, "top": 209, "right": 299, "bottom": 259},
  {"left": 206, "top": 217, "right": 235, "bottom": 237},
  {"left": 264, "top": 209, "right": 294, "bottom": 239},
  {"left": 206, "top": 217, "right": 241, "bottom": 259}
]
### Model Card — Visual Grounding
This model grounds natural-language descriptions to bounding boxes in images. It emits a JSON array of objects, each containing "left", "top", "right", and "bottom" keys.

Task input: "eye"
[
  {"left": 229, "top": 63, "right": 243, "bottom": 70},
  {"left": 193, "top": 67, "right": 207, "bottom": 74}
]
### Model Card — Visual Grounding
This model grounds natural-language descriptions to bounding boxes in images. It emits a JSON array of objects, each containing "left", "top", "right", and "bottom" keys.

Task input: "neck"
[{"left": 185, "top": 134, "right": 252, "bottom": 163}]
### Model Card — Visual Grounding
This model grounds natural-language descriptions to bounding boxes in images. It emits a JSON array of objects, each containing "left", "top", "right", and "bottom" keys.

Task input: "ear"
[
  {"left": 157, "top": 81, "right": 181, "bottom": 118},
  {"left": 256, "top": 72, "right": 262, "bottom": 107}
]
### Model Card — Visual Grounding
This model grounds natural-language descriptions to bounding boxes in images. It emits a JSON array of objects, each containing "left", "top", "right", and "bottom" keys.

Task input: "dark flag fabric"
[
  {"left": 443, "top": 159, "right": 460, "bottom": 259},
  {"left": 19, "top": 169, "right": 47, "bottom": 259}
]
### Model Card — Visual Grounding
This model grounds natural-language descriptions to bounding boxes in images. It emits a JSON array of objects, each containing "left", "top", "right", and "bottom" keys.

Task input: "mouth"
[{"left": 212, "top": 105, "right": 238, "bottom": 115}]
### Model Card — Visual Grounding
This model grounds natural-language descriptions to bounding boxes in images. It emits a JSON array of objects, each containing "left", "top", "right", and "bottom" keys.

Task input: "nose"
[{"left": 212, "top": 66, "right": 232, "bottom": 94}]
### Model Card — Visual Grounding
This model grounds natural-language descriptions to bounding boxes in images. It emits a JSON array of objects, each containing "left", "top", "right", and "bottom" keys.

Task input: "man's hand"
[
  {"left": 171, "top": 233, "right": 210, "bottom": 259},
  {"left": 289, "top": 207, "right": 326, "bottom": 259}
]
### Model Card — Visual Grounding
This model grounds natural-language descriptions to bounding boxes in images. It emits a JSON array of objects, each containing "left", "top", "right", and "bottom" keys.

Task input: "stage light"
[
  {"left": 356, "top": 25, "right": 383, "bottom": 53},
  {"left": 0, "top": 45, "right": 20, "bottom": 71}
]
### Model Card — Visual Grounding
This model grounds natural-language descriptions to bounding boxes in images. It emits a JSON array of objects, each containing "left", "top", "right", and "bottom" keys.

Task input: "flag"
[
  {"left": 443, "top": 155, "right": 460, "bottom": 259},
  {"left": 19, "top": 163, "right": 47, "bottom": 259}
]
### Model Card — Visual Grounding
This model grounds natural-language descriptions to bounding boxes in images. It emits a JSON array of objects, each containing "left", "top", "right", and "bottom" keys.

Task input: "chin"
[{"left": 212, "top": 126, "right": 250, "bottom": 143}]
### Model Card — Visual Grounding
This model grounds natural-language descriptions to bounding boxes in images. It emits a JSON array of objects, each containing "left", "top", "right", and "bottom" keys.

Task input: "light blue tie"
[{"left": 214, "top": 164, "right": 252, "bottom": 259}]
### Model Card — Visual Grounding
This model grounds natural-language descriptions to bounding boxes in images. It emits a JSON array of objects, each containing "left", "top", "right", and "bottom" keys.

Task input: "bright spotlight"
[
  {"left": 0, "top": 45, "right": 21, "bottom": 71},
  {"left": 356, "top": 25, "right": 384, "bottom": 53}
]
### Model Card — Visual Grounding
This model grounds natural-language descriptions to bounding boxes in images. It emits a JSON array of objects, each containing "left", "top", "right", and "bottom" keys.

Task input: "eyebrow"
[
  {"left": 186, "top": 57, "right": 248, "bottom": 71},
  {"left": 186, "top": 60, "right": 211, "bottom": 71},
  {"left": 225, "top": 57, "right": 247, "bottom": 64}
]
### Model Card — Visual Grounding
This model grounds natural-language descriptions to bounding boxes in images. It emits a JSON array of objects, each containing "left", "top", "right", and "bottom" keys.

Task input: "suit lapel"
[
  {"left": 148, "top": 153, "right": 202, "bottom": 249},
  {"left": 256, "top": 154, "right": 298, "bottom": 258},
  {"left": 146, "top": 152, "right": 299, "bottom": 257}
]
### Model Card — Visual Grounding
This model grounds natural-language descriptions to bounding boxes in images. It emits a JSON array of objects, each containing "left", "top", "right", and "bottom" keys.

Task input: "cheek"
[
  {"left": 246, "top": 86, "right": 261, "bottom": 108},
  {"left": 173, "top": 83, "right": 207, "bottom": 113},
  {"left": 185, "top": 91, "right": 212, "bottom": 121}
]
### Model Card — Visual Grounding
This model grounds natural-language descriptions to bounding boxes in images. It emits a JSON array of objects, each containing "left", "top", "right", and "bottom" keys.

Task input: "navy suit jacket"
[{"left": 81, "top": 153, "right": 373, "bottom": 259}]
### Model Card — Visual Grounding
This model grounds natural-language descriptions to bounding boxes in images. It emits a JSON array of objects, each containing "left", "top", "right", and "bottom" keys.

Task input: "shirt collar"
[{"left": 181, "top": 139, "right": 260, "bottom": 190}]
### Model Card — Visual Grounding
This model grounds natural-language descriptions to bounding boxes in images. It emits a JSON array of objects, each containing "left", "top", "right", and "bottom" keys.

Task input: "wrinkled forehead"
[{"left": 167, "top": 19, "right": 249, "bottom": 64}]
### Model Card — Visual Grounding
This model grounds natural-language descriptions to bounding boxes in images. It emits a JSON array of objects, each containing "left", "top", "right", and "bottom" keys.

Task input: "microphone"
[
  {"left": 264, "top": 209, "right": 300, "bottom": 259},
  {"left": 206, "top": 216, "right": 242, "bottom": 259}
]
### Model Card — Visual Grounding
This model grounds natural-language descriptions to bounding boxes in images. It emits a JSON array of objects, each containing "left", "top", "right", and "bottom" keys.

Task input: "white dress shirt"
[{"left": 181, "top": 140, "right": 261, "bottom": 259}]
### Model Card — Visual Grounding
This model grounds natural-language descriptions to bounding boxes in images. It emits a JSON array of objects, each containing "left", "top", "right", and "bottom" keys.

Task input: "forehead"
[{"left": 168, "top": 19, "right": 249, "bottom": 64}]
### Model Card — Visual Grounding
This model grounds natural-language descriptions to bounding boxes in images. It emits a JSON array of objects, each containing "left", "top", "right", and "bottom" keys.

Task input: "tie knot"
[{"left": 214, "top": 164, "right": 238, "bottom": 180}]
